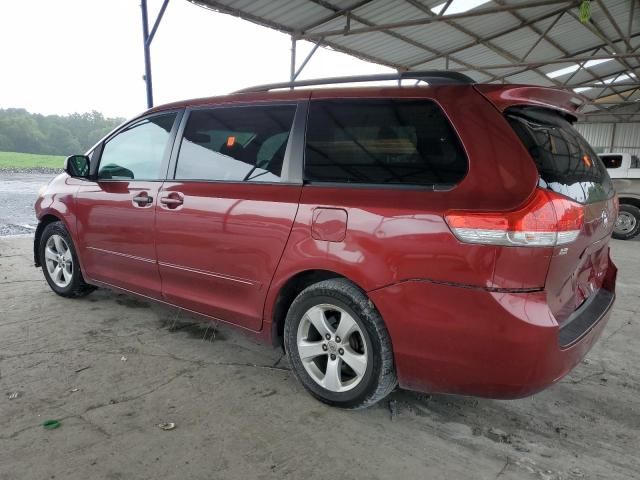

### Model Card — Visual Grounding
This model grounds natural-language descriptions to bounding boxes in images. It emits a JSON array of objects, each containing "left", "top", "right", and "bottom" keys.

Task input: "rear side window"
[
  {"left": 507, "top": 108, "right": 614, "bottom": 204},
  {"left": 599, "top": 155, "right": 622, "bottom": 169},
  {"left": 304, "top": 100, "right": 468, "bottom": 187},
  {"left": 175, "top": 105, "right": 296, "bottom": 182},
  {"left": 631, "top": 155, "right": 640, "bottom": 168}
]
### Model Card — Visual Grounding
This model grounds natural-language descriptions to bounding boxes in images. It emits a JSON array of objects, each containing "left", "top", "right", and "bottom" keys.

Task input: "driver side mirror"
[{"left": 64, "top": 155, "right": 91, "bottom": 179}]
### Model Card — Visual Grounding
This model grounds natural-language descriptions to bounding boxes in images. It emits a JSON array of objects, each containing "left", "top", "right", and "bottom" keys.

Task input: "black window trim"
[
  {"left": 93, "top": 108, "right": 184, "bottom": 183},
  {"left": 167, "top": 101, "right": 307, "bottom": 186},
  {"left": 301, "top": 98, "right": 467, "bottom": 192}
]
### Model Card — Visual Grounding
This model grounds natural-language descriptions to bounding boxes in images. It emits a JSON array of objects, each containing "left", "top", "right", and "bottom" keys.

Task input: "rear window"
[
  {"left": 304, "top": 100, "right": 468, "bottom": 187},
  {"left": 599, "top": 155, "right": 622, "bottom": 169},
  {"left": 507, "top": 108, "right": 614, "bottom": 204}
]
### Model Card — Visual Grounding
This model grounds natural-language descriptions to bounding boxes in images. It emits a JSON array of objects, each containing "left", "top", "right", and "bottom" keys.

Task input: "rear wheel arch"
[
  {"left": 270, "top": 269, "right": 372, "bottom": 349},
  {"left": 283, "top": 277, "right": 397, "bottom": 408}
]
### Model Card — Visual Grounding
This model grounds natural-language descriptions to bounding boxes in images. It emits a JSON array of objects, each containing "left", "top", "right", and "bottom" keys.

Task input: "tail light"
[{"left": 445, "top": 189, "right": 584, "bottom": 247}]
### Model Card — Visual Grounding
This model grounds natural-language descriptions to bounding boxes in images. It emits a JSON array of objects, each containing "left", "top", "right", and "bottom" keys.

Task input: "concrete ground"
[
  {"left": 1, "top": 236, "right": 639, "bottom": 480},
  {"left": 1, "top": 172, "right": 639, "bottom": 479}
]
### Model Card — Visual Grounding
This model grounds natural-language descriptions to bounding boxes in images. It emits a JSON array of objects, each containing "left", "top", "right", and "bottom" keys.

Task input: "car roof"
[{"left": 147, "top": 83, "right": 583, "bottom": 120}]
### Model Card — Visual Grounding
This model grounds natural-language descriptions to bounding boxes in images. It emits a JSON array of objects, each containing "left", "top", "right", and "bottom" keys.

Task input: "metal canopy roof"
[{"left": 187, "top": 0, "right": 640, "bottom": 121}]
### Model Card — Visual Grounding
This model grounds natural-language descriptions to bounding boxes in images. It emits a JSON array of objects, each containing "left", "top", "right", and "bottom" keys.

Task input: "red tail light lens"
[{"left": 445, "top": 189, "right": 584, "bottom": 247}]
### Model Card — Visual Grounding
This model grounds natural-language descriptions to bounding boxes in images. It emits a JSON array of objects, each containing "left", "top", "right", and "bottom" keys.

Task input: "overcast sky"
[{"left": 0, "top": 0, "right": 393, "bottom": 119}]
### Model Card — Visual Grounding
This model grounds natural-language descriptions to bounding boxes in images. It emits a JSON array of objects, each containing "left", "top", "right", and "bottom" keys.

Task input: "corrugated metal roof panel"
[
  {"left": 490, "top": 31, "right": 560, "bottom": 62},
  {"left": 588, "top": 0, "right": 633, "bottom": 44},
  {"left": 395, "top": 23, "right": 476, "bottom": 55},
  {"left": 543, "top": 14, "right": 603, "bottom": 52},
  {"left": 453, "top": 11, "right": 522, "bottom": 36},
  {"left": 189, "top": 0, "right": 640, "bottom": 121},
  {"left": 354, "top": 0, "right": 426, "bottom": 25},
  {"left": 216, "top": 0, "right": 332, "bottom": 29}
]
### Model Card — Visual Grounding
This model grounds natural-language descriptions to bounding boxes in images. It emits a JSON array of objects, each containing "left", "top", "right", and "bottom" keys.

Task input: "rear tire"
[
  {"left": 613, "top": 204, "right": 640, "bottom": 240},
  {"left": 39, "top": 221, "right": 95, "bottom": 298},
  {"left": 284, "top": 278, "right": 397, "bottom": 409}
]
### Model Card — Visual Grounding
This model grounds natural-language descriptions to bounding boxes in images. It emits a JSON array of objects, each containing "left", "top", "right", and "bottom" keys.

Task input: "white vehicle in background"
[{"left": 599, "top": 153, "right": 640, "bottom": 240}]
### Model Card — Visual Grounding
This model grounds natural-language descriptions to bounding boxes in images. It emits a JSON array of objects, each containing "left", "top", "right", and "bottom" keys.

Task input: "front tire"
[
  {"left": 284, "top": 278, "right": 397, "bottom": 409},
  {"left": 39, "top": 221, "right": 95, "bottom": 297},
  {"left": 613, "top": 204, "right": 640, "bottom": 240}
]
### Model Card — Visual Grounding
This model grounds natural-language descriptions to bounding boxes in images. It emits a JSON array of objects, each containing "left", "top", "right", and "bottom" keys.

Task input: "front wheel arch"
[{"left": 34, "top": 214, "right": 63, "bottom": 267}]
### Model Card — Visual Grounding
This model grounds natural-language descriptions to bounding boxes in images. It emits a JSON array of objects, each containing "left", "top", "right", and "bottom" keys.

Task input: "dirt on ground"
[{"left": 0, "top": 236, "right": 639, "bottom": 480}]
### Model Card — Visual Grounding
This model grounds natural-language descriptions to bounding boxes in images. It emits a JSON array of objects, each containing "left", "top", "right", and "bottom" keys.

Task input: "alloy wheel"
[
  {"left": 296, "top": 304, "right": 368, "bottom": 393},
  {"left": 615, "top": 211, "right": 637, "bottom": 235},
  {"left": 44, "top": 234, "right": 73, "bottom": 288}
]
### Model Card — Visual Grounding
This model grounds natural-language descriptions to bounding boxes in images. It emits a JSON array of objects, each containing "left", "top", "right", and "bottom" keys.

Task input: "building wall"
[{"left": 576, "top": 122, "right": 640, "bottom": 156}]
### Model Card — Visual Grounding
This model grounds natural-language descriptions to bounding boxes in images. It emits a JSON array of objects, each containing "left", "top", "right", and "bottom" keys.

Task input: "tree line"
[{"left": 0, "top": 108, "right": 125, "bottom": 156}]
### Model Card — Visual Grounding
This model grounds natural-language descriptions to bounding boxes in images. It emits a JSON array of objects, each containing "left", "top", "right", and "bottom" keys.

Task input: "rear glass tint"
[
  {"left": 305, "top": 100, "right": 468, "bottom": 187},
  {"left": 507, "top": 108, "right": 614, "bottom": 204},
  {"left": 599, "top": 155, "right": 622, "bottom": 169}
]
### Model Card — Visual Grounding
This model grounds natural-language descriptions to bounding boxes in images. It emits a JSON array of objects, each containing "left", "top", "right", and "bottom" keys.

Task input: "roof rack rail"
[{"left": 234, "top": 70, "right": 475, "bottom": 93}]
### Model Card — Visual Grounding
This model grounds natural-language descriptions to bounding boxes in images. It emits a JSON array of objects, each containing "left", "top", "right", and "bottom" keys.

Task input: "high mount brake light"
[{"left": 445, "top": 189, "right": 584, "bottom": 247}]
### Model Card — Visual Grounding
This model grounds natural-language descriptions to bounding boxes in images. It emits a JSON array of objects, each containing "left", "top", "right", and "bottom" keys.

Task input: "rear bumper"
[{"left": 368, "top": 259, "right": 617, "bottom": 399}]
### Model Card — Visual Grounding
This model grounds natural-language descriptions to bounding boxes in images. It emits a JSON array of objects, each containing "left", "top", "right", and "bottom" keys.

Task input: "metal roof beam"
[
  {"left": 406, "top": 4, "right": 577, "bottom": 69},
  {"left": 561, "top": 47, "right": 600, "bottom": 86},
  {"left": 404, "top": 0, "right": 562, "bottom": 87},
  {"left": 555, "top": 47, "right": 630, "bottom": 104},
  {"left": 570, "top": 82, "right": 640, "bottom": 88},
  {"left": 292, "top": 40, "right": 323, "bottom": 81},
  {"left": 487, "top": 33, "right": 640, "bottom": 83},
  {"left": 488, "top": 0, "right": 615, "bottom": 98},
  {"left": 591, "top": 101, "right": 640, "bottom": 104},
  {"left": 404, "top": 0, "right": 523, "bottom": 66},
  {"left": 446, "top": 53, "right": 639, "bottom": 70},
  {"left": 492, "top": 0, "right": 570, "bottom": 61},
  {"left": 566, "top": 8, "right": 640, "bottom": 80},
  {"left": 147, "top": 0, "right": 170, "bottom": 46},
  {"left": 302, "top": 0, "right": 576, "bottom": 38},
  {"left": 566, "top": 66, "right": 640, "bottom": 101},
  {"left": 297, "top": 0, "right": 374, "bottom": 33},
  {"left": 519, "top": 11, "right": 565, "bottom": 62},
  {"left": 437, "top": 0, "right": 455, "bottom": 16},
  {"left": 629, "top": 0, "right": 637, "bottom": 46},
  {"left": 597, "top": 0, "right": 633, "bottom": 52},
  {"left": 301, "top": 0, "right": 499, "bottom": 78}
]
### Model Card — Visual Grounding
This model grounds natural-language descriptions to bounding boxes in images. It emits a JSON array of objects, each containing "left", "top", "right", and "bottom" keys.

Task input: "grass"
[{"left": 0, "top": 151, "right": 65, "bottom": 170}]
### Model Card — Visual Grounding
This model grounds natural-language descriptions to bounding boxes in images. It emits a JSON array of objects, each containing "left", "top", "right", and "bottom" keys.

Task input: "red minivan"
[{"left": 34, "top": 72, "right": 617, "bottom": 408}]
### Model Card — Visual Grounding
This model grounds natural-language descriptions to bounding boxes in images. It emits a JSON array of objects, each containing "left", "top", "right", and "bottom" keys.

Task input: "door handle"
[
  {"left": 160, "top": 193, "right": 184, "bottom": 208},
  {"left": 132, "top": 193, "right": 153, "bottom": 206}
]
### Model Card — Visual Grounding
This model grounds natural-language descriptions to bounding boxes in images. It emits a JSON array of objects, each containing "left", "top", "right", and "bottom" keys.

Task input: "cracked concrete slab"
[{"left": 1, "top": 237, "right": 639, "bottom": 480}]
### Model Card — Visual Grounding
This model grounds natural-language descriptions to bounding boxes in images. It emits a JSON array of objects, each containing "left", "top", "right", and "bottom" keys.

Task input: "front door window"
[{"left": 99, "top": 113, "right": 177, "bottom": 180}]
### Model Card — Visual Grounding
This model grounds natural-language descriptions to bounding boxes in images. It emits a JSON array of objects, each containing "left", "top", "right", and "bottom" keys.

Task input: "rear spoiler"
[{"left": 474, "top": 85, "right": 585, "bottom": 121}]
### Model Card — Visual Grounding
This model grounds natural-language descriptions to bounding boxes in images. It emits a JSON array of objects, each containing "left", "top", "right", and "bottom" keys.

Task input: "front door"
[
  {"left": 155, "top": 104, "right": 302, "bottom": 330},
  {"left": 76, "top": 112, "right": 180, "bottom": 299}
]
